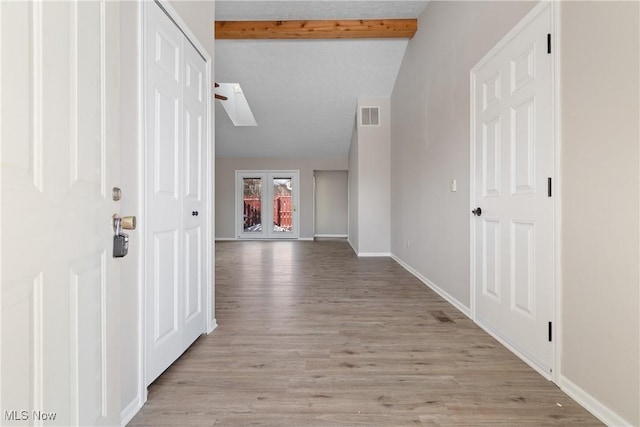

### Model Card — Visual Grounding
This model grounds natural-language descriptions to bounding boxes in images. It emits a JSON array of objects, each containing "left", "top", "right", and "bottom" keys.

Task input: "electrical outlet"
[{"left": 450, "top": 179, "right": 457, "bottom": 192}]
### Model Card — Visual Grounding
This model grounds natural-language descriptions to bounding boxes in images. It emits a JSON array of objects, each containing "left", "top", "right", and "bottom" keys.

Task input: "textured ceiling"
[
  {"left": 216, "top": 1, "right": 430, "bottom": 21},
  {"left": 214, "top": 1, "right": 429, "bottom": 158}
]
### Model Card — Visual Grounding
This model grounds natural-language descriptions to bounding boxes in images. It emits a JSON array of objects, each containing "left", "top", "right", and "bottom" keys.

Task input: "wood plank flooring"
[{"left": 129, "top": 240, "right": 601, "bottom": 426}]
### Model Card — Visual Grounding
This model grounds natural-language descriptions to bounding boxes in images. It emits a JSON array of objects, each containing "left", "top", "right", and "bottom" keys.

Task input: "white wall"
[
  {"left": 314, "top": 170, "right": 348, "bottom": 236},
  {"left": 348, "top": 121, "right": 359, "bottom": 251},
  {"left": 169, "top": 0, "right": 215, "bottom": 58},
  {"left": 560, "top": 2, "right": 639, "bottom": 424},
  {"left": 390, "top": 0, "right": 639, "bottom": 425},
  {"left": 355, "top": 97, "right": 391, "bottom": 255},
  {"left": 390, "top": 0, "right": 536, "bottom": 308},
  {"left": 215, "top": 157, "right": 348, "bottom": 239},
  {"left": 119, "top": 0, "right": 215, "bottom": 421}
]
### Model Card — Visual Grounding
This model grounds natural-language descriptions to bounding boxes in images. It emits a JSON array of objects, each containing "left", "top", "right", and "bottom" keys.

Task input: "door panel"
[
  {"left": 71, "top": 252, "right": 107, "bottom": 425},
  {"left": 184, "top": 227, "right": 202, "bottom": 322},
  {"left": 472, "top": 4, "right": 554, "bottom": 376},
  {"left": 155, "top": 29, "right": 180, "bottom": 81},
  {"left": 2, "top": 276, "right": 41, "bottom": 422},
  {"left": 511, "top": 97, "right": 535, "bottom": 195},
  {"left": 240, "top": 177, "right": 266, "bottom": 237},
  {"left": 271, "top": 177, "right": 293, "bottom": 236},
  {"left": 1, "top": 1, "right": 120, "bottom": 425},
  {"left": 145, "top": 0, "right": 183, "bottom": 384},
  {"left": 145, "top": 1, "right": 207, "bottom": 385},
  {"left": 153, "top": 231, "right": 179, "bottom": 344},
  {"left": 510, "top": 220, "right": 535, "bottom": 317},
  {"left": 182, "top": 40, "right": 206, "bottom": 347},
  {"left": 153, "top": 89, "right": 180, "bottom": 197},
  {"left": 482, "top": 117, "right": 501, "bottom": 197},
  {"left": 1, "top": 4, "right": 42, "bottom": 418},
  {"left": 184, "top": 111, "right": 202, "bottom": 200},
  {"left": 482, "top": 219, "right": 501, "bottom": 302}
]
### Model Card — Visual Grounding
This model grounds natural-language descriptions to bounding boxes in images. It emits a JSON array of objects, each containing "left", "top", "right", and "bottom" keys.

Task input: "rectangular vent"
[{"left": 361, "top": 106, "right": 380, "bottom": 126}]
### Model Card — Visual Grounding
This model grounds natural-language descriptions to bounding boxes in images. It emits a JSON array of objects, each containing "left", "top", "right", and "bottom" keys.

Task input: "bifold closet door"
[
  {"left": 181, "top": 37, "right": 207, "bottom": 349},
  {"left": 144, "top": 1, "right": 207, "bottom": 386}
]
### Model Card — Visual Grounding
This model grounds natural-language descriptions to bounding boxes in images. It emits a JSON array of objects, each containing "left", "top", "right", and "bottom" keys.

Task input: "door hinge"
[
  {"left": 547, "top": 177, "right": 552, "bottom": 197},
  {"left": 547, "top": 33, "right": 552, "bottom": 54},
  {"left": 548, "top": 321, "right": 553, "bottom": 342}
]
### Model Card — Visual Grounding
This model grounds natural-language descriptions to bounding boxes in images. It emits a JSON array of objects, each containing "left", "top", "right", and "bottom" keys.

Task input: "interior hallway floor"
[{"left": 129, "top": 240, "right": 601, "bottom": 426}]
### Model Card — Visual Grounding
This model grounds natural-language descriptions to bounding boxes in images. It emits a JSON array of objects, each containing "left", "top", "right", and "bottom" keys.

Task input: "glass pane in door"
[
  {"left": 243, "top": 178, "right": 262, "bottom": 232},
  {"left": 272, "top": 178, "right": 292, "bottom": 233}
]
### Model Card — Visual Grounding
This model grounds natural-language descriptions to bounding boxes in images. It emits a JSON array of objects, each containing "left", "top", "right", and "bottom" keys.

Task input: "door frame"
[
  {"left": 469, "top": 0, "right": 560, "bottom": 383},
  {"left": 235, "top": 170, "right": 300, "bottom": 239},
  {"left": 137, "top": 0, "right": 215, "bottom": 410}
]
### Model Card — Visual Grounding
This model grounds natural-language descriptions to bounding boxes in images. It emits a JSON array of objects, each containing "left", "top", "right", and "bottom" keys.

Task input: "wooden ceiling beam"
[{"left": 215, "top": 19, "right": 417, "bottom": 40}]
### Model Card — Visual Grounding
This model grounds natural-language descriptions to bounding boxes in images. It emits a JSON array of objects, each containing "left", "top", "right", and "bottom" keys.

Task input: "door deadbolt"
[
  {"left": 472, "top": 207, "right": 482, "bottom": 217},
  {"left": 113, "top": 214, "right": 136, "bottom": 231},
  {"left": 121, "top": 216, "right": 136, "bottom": 230},
  {"left": 112, "top": 187, "right": 122, "bottom": 201}
]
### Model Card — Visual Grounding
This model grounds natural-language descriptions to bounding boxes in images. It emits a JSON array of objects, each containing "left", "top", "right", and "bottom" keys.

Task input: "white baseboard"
[
  {"left": 348, "top": 239, "right": 357, "bottom": 254},
  {"left": 390, "top": 253, "right": 630, "bottom": 427},
  {"left": 216, "top": 237, "right": 315, "bottom": 241},
  {"left": 314, "top": 234, "right": 348, "bottom": 238},
  {"left": 358, "top": 252, "right": 391, "bottom": 257},
  {"left": 298, "top": 237, "right": 314, "bottom": 241},
  {"left": 390, "top": 253, "right": 470, "bottom": 318},
  {"left": 207, "top": 318, "right": 218, "bottom": 334},
  {"left": 560, "top": 375, "right": 632, "bottom": 427},
  {"left": 121, "top": 395, "right": 143, "bottom": 426}
]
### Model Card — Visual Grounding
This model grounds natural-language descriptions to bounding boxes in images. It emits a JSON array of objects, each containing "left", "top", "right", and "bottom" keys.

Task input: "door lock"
[
  {"left": 112, "top": 214, "right": 136, "bottom": 258},
  {"left": 120, "top": 216, "right": 136, "bottom": 230},
  {"left": 472, "top": 207, "right": 482, "bottom": 217},
  {"left": 112, "top": 187, "right": 122, "bottom": 201}
]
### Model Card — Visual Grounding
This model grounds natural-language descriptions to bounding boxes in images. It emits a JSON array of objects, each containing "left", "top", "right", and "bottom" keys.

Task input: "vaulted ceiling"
[{"left": 214, "top": 1, "right": 429, "bottom": 158}]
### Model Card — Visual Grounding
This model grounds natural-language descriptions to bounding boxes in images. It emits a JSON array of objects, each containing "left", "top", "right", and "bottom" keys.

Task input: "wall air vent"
[{"left": 360, "top": 106, "right": 380, "bottom": 126}]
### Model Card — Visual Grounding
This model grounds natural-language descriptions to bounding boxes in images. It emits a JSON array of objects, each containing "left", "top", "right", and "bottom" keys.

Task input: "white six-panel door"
[
  {"left": 1, "top": 1, "right": 120, "bottom": 425},
  {"left": 471, "top": 3, "right": 554, "bottom": 377},
  {"left": 144, "top": 1, "right": 207, "bottom": 386},
  {"left": 182, "top": 38, "right": 207, "bottom": 348}
]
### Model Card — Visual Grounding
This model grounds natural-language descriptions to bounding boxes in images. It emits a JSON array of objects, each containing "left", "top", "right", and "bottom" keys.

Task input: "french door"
[
  {"left": 236, "top": 171, "right": 299, "bottom": 239},
  {"left": 471, "top": 2, "right": 554, "bottom": 377}
]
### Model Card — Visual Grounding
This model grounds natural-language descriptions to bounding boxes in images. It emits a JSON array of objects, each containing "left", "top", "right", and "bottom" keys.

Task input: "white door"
[
  {"left": 237, "top": 171, "right": 299, "bottom": 239},
  {"left": 1, "top": 1, "right": 121, "bottom": 425},
  {"left": 144, "top": 1, "right": 207, "bottom": 385},
  {"left": 471, "top": 3, "right": 554, "bottom": 377},
  {"left": 182, "top": 39, "right": 207, "bottom": 348}
]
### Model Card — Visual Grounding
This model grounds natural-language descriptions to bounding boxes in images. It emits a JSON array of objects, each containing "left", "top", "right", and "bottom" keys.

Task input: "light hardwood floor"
[{"left": 129, "top": 240, "right": 601, "bottom": 426}]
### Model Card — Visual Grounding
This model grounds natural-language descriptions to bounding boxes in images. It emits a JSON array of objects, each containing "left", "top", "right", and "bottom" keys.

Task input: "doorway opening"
[{"left": 313, "top": 170, "right": 349, "bottom": 239}]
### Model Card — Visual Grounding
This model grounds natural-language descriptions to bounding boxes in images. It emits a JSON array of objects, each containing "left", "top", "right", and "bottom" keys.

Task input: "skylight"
[{"left": 216, "top": 83, "right": 257, "bottom": 127}]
